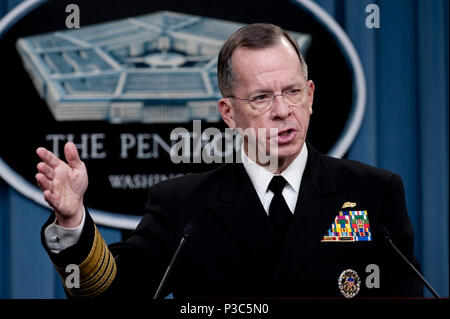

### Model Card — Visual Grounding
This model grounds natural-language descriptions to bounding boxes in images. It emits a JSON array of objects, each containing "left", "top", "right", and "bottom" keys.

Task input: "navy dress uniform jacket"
[{"left": 41, "top": 142, "right": 423, "bottom": 298}]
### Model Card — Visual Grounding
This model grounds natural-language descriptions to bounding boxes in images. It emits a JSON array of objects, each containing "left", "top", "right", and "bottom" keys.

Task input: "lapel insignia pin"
[
  {"left": 338, "top": 269, "right": 361, "bottom": 298},
  {"left": 342, "top": 202, "right": 357, "bottom": 208}
]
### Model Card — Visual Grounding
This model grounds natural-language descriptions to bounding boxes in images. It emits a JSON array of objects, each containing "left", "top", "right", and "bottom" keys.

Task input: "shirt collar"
[
  {"left": 241, "top": 143, "right": 308, "bottom": 197},
  {"left": 280, "top": 144, "right": 308, "bottom": 193}
]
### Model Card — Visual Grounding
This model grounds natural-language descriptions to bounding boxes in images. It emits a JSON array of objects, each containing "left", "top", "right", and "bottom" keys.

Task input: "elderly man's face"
[{"left": 219, "top": 37, "right": 314, "bottom": 171}]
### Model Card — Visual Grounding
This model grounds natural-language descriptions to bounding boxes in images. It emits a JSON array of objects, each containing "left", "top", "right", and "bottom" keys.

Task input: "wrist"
[{"left": 55, "top": 204, "right": 84, "bottom": 228}]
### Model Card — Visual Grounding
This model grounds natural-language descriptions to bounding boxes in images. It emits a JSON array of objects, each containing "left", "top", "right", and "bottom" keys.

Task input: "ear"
[
  {"left": 306, "top": 80, "right": 315, "bottom": 115},
  {"left": 218, "top": 97, "right": 236, "bottom": 129}
]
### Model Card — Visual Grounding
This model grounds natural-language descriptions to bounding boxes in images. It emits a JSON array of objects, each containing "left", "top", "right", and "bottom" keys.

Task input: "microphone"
[
  {"left": 378, "top": 225, "right": 440, "bottom": 298},
  {"left": 153, "top": 222, "right": 198, "bottom": 299}
]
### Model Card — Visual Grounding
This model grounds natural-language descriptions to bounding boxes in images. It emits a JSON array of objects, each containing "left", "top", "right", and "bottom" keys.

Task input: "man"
[{"left": 36, "top": 23, "right": 422, "bottom": 298}]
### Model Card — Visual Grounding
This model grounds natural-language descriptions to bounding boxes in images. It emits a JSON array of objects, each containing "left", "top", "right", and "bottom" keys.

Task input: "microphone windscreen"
[
  {"left": 376, "top": 224, "right": 391, "bottom": 241},
  {"left": 182, "top": 222, "right": 198, "bottom": 238}
]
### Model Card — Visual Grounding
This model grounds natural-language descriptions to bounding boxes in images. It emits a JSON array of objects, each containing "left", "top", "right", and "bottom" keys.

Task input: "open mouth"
[
  {"left": 279, "top": 129, "right": 293, "bottom": 137},
  {"left": 277, "top": 129, "right": 296, "bottom": 144}
]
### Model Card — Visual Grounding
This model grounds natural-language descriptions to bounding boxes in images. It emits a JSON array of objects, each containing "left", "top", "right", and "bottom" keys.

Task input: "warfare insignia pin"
[
  {"left": 338, "top": 269, "right": 361, "bottom": 298},
  {"left": 342, "top": 202, "right": 357, "bottom": 209}
]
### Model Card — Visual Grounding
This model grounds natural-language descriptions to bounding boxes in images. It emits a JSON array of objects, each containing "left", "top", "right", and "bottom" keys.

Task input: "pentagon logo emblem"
[{"left": 338, "top": 269, "right": 361, "bottom": 298}]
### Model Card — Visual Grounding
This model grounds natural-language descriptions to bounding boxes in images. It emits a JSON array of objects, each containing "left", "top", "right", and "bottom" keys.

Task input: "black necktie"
[{"left": 268, "top": 175, "right": 293, "bottom": 240}]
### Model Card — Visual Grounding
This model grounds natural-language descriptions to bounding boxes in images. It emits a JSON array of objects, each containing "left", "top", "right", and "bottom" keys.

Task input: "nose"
[{"left": 271, "top": 93, "right": 291, "bottom": 119}]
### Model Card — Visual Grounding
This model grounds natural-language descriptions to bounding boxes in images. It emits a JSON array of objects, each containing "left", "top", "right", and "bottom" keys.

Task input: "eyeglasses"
[{"left": 227, "top": 85, "right": 310, "bottom": 112}]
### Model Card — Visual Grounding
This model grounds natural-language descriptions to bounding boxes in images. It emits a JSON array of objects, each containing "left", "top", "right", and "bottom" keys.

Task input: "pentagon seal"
[{"left": 338, "top": 269, "right": 361, "bottom": 298}]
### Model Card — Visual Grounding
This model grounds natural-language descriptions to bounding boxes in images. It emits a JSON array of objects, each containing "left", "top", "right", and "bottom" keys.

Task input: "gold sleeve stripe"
[
  {"left": 71, "top": 249, "right": 117, "bottom": 297},
  {"left": 79, "top": 244, "right": 108, "bottom": 286},
  {"left": 57, "top": 226, "right": 117, "bottom": 298}
]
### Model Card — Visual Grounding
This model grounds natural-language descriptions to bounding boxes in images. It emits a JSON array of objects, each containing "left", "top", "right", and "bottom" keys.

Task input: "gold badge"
[
  {"left": 338, "top": 269, "right": 361, "bottom": 298},
  {"left": 342, "top": 202, "right": 357, "bottom": 209}
]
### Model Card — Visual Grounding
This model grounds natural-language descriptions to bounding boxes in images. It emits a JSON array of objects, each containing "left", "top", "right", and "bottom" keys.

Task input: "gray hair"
[{"left": 217, "top": 23, "right": 308, "bottom": 97}]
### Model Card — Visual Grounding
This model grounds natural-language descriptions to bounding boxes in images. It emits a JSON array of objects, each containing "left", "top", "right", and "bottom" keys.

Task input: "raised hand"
[{"left": 36, "top": 142, "right": 88, "bottom": 228}]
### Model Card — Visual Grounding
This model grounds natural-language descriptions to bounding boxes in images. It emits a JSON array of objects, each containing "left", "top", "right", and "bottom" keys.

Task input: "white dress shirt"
[{"left": 241, "top": 143, "right": 308, "bottom": 214}]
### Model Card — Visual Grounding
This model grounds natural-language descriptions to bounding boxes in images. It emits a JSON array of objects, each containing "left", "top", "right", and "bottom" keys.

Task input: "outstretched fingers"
[
  {"left": 36, "top": 147, "right": 60, "bottom": 168},
  {"left": 37, "top": 162, "right": 54, "bottom": 181},
  {"left": 35, "top": 172, "right": 54, "bottom": 192}
]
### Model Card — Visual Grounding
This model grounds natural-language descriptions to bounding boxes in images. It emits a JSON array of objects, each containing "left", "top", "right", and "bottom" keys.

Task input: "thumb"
[{"left": 64, "top": 142, "right": 83, "bottom": 169}]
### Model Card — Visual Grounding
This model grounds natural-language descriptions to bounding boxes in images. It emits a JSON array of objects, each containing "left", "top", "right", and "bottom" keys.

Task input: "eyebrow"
[{"left": 249, "top": 83, "right": 301, "bottom": 95}]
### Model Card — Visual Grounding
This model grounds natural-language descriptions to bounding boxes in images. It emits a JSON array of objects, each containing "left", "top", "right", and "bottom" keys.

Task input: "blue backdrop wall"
[{"left": 0, "top": 0, "right": 448, "bottom": 298}]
